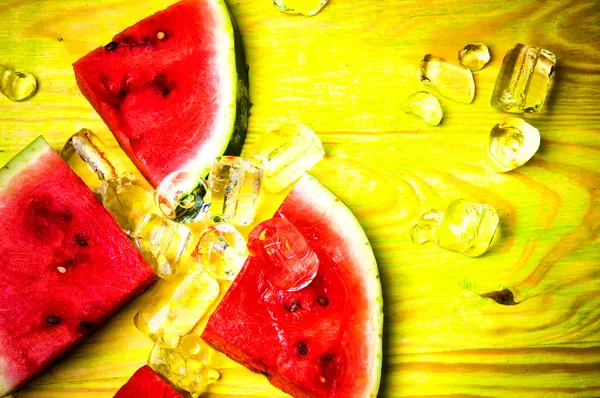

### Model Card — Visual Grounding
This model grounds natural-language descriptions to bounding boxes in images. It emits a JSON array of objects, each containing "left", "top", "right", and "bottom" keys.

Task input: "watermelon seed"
[
  {"left": 285, "top": 300, "right": 301, "bottom": 313},
  {"left": 77, "top": 321, "right": 95, "bottom": 333},
  {"left": 74, "top": 233, "right": 88, "bottom": 247},
  {"left": 46, "top": 315, "right": 61, "bottom": 325},
  {"left": 157, "top": 31, "right": 166, "bottom": 40},
  {"left": 160, "top": 87, "right": 170, "bottom": 98},
  {"left": 60, "top": 259, "right": 75, "bottom": 269},
  {"left": 297, "top": 342, "right": 308, "bottom": 356},
  {"left": 317, "top": 296, "right": 329, "bottom": 306},
  {"left": 104, "top": 41, "right": 119, "bottom": 51},
  {"left": 320, "top": 353, "right": 334, "bottom": 363},
  {"left": 57, "top": 266, "right": 67, "bottom": 274}
]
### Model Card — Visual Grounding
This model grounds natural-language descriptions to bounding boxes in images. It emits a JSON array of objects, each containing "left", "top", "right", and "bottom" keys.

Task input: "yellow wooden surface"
[{"left": 1, "top": 0, "right": 600, "bottom": 397}]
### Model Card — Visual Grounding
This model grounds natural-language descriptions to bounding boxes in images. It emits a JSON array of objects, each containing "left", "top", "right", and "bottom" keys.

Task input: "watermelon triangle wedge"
[
  {"left": 0, "top": 137, "right": 155, "bottom": 396},
  {"left": 114, "top": 365, "right": 183, "bottom": 398},
  {"left": 203, "top": 174, "right": 383, "bottom": 398},
  {"left": 73, "top": 0, "right": 249, "bottom": 187}
]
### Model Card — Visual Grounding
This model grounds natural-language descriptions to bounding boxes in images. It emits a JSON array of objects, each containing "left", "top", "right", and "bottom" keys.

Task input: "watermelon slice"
[
  {"left": 73, "top": 0, "right": 249, "bottom": 187},
  {"left": 114, "top": 365, "right": 183, "bottom": 398},
  {"left": 203, "top": 174, "right": 383, "bottom": 398},
  {"left": 0, "top": 137, "right": 155, "bottom": 396}
]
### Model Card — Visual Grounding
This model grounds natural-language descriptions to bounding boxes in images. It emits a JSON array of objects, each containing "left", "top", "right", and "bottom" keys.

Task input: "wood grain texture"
[{"left": 1, "top": 0, "right": 599, "bottom": 397}]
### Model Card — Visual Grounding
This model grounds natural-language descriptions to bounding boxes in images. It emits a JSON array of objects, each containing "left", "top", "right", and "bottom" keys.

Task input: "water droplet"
[
  {"left": 0, "top": 65, "right": 37, "bottom": 101},
  {"left": 419, "top": 55, "right": 475, "bottom": 104},
  {"left": 458, "top": 43, "right": 490, "bottom": 71},
  {"left": 271, "top": 0, "right": 328, "bottom": 16},
  {"left": 485, "top": 118, "right": 540, "bottom": 172},
  {"left": 403, "top": 91, "right": 443, "bottom": 125}
]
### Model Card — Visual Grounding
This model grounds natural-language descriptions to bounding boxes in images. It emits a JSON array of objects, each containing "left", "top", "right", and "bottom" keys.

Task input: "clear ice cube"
[
  {"left": 485, "top": 118, "right": 540, "bottom": 172},
  {"left": 254, "top": 121, "right": 325, "bottom": 193},
  {"left": 134, "top": 213, "right": 192, "bottom": 278},
  {"left": 148, "top": 344, "right": 187, "bottom": 385},
  {"left": 134, "top": 268, "right": 219, "bottom": 345},
  {"left": 61, "top": 129, "right": 152, "bottom": 235},
  {"left": 458, "top": 43, "right": 491, "bottom": 71},
  {"left": 148, "top": 333, "right": 219, "bottom": 396},
  {"left": 411, "top": 200, "right": 499, "bottom": 257},
  {"left": 403, "top": 92, "right": 443, "bottom": 125},
  {"left": 271, "top": 0, "right": 328, "bottom": 16},
  {"left": 0, "top": 64, "right": 37, "bottom": 101},
  {"left": 61, "top": 129, "right": 123, "bottom": 183},
  {"left": 208, "top": 156, "right": 262, "bottom": 225},
  {"left": 155, "top": 170, "right": 211, "bottom": 224},
  {"left": 191, "top": 223, "right": 248, "bottom": 281},
  {"left": 101, "top": 174, "right": 156, "bottom": 236},
  {"left": 419, "top": 55, "right": 475, "bottom": 104},
  {"left": 248, "top": 218, "right": 319, "bottom": 291},
  {"left": 491, "top": 44, "right": 556, "bottom": 113}
]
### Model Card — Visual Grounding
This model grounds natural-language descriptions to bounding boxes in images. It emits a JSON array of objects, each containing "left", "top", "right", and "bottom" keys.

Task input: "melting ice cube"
[
  {"left": 248, "top": 217, "right": 319, "bottom": 291},
  {"left": 191, "top": 223, "right": 248, "bottom": 281},
  {"left": 419, "top": 54, "right": 475, "bottom": 104},
  {"left": 254, "top": 121, "right": 324, "bottom": 193},
  {"left": 208, "top": 156, "right": 262, "bottom": 226}
]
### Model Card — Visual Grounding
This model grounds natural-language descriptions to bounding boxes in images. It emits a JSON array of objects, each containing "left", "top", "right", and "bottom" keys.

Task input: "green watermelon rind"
[
  {"left": 0, "top": 136, "right": 50, "bottom": 189},
  {"left": 292, "top": 173, "right": 383, "bottom": 398}
]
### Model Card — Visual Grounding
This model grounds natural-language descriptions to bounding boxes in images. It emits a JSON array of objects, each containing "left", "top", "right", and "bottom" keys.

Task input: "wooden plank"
[{"left": 0, "top": 0, "right": 598, "bottom": 396}]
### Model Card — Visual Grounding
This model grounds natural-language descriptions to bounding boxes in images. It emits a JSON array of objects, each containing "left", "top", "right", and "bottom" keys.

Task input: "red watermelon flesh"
[
  {"left": 0, "top": 137, "right": 155, "bottom": 396},
  {"left": 114, "top": 365, "right": 183, "bottom": 398},
  {"left": 73, "top": 0, "right": 249, "bottom": 188},
  {"left": 202, "top": 174, "right": 383, "bottom": 398}
]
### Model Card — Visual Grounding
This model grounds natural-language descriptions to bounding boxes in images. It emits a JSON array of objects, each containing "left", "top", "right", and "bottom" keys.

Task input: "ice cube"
[
  {"left": 0, "top": 64, "right": 37, "bottom": 101},
  {"left": 134, "top": 268, "right": 219, "bottom": 343},
  {"left": 148, "top": 334, "right": 219, "bottom": 396},
  {"left": 248, "top": 218, "right": 319, "bottom": 291},
  {"left": 208, "top": 156, "right": 262, "bottom": 225},
  {"left": 178, "top": 333, "right": 210, "bottom": 362},
  {"left": 403, "top": 92, "right": 443, "bottom": 125},
  {"left": 419, "top": 55, "right": 475, "bottom": 104},
  {"left": 101, "top": 174, "right": 156, "bottom": 236},
  {"left": 61, "top": 129, "right": 123, "bottom": 183},
  {"left": 191, "top": 223, "right": 248, "bottom": 281},
  {"left": 491, "top": 44, "right": 556, "bottom": 113},
  {"left": 271, "top": 0, "right": 328, "bottom": 16},
  {"left": 155, "top": 170, "right": 211, "bottom": 224},
  {"left": 134, "top": 213, "right": 192, "bottom": 278},
  {"left": 411, "top": 200, "right": 499, "bottom": 257},
  {"left": 148, "top": 344, "right": 187, "bottom": 385},
  {"left": 485, "top": 118, "right": 540, "bottom": 172},
  {"left": 254, "top": 121, "right": 324, "bottom": 193},
  {"left": 458, "top": 43, "right": 491, "bottom": 71}
]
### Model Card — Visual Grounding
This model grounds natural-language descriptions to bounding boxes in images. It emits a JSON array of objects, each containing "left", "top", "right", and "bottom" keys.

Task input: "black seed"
[
  {"left": 320, "top": 353, "right": 334, "bottom": 363},
  {"left": 285, "top": 300, "right": 301, "bottom": 313},
  {"left": 481, "top": 289, "right": 519, "bottom": 306},
  {"left": 297, "top": 342, "right": 308, "bottom": 356},
  {"left": 317, "top": 296, "right": 329, "bottom": 306},
  {"left": 160, "top": 87, "right": 170, "bottom": 97},
  {"left": 61, "top": 259, "right": 75, "bottom": 268},
  {"left": 58, "top": 37, "right": 63, "bottom": 42},
  {"left": 104, "top": 41, "right": 119, "bottom": 51},
  {"left": 58, "top": 209, "right": 72, "bottom": 222},
  {"left": 74, "top": 233, "right": 88, "bottom": 247},
  {"left": 46, "top": 316, "right": 61, "bottom": 325},
  {"left": 77, "top": 321, "right": 95, "bottom": 333}
]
